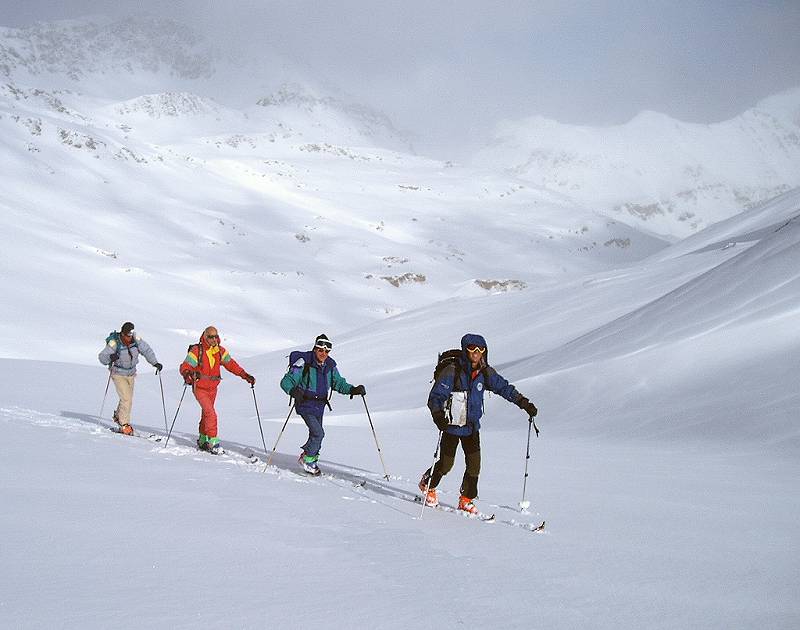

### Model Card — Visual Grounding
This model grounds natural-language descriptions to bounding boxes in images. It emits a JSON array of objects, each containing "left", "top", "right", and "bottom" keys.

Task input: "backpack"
[
  {"left": 432, "top": 349, "right": 463, "bottom": 384},
  {"left": 106, "top": 331, "right": 138, "bottom": 349},
  {"left": 432, "top": 348, "right": 494, "bottom": 393}
]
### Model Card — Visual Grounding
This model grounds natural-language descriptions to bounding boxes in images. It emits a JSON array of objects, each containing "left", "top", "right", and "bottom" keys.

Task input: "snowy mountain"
[
  {"left": 0, "top": 16, "right": 668, "bottom": 363},
  {"left": 475, "top": 89, "right": 800, "bottom": 239},
  {"left": 1, "top": 14, "right": 799, "bottom": 629}
]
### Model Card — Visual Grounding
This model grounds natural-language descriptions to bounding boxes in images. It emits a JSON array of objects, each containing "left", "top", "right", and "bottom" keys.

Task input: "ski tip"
[{"left": 531, "top": 520, "right": 546, "bottom": 532}]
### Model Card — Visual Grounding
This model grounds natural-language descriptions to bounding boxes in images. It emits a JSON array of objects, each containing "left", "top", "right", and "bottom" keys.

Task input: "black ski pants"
[{"left": 425, "top": 430, "right": 481, "bottom": 499}]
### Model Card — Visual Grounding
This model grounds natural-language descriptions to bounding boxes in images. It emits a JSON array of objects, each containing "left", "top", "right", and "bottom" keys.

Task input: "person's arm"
[
  {"left": 330, "top": 367, "right": 354, "bottom": 395},
  {"left": 98, "top": 339, "right": 118, "bottom": 366},
  {"left": 179, "top": 346, "right": 199, "bottom": 384},
  {"left": 487, "top": 368, "right": 537, "bottom": 417},
  {"left": 137, "top": 338, "right": 159, "bottom": 367},
  {"left": 222, "top": 352, "right": 254, "bottom": 384},
  {"left": 426, "top": 365, "right": 456, "bottom": 430},
  {"left": 280, "top": 366, "right": 302, "bottom": 395}
]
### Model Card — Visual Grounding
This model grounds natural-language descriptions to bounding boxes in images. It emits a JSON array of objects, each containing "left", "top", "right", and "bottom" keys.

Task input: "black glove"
[
  {"left": 153, "top": 362, "right": 163, "bottom": 374},
  {"left": 243, "top": 372, "right": 256, "bottom": 386},
  {"left": 432, "top": 409, "right": 449, "bottom": 432},
  {"left": 517, "top": 396, "right": 538, "bottom": 418},
  {"left": 289, "top": 386, "right": 305, "bottom": 401},
  {"left": 350, "top": 384, "right": 366, "bottom": 397},
  {"left": 109, "top": 352, "right": 119, "bottom": 363}
]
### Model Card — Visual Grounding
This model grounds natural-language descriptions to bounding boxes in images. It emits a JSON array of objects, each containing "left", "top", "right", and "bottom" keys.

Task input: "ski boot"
[
  {"left": 299, "top": 453, "right": 321, "bottom": 476},
  {"left": 422, "top": 487, "right": 439, "bottom": 507},
  {"left": 458, "top": 496, "right": 479, "bottom": 515},
  {"left": 197, "top": 435, "right": 224, "bottom": 455},
  {"left": 418, "top": 474, "right": 438, "bottom": 506}
]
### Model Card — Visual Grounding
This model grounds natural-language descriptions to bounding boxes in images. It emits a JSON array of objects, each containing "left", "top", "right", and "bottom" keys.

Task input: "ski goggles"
[
  {"left": 466, "top": 344, "right": 486, "bottom": 354},
  {"left": 314, "top": 340, "right": 333, "bottom": 351},
  {"left": 314, "top": 344, "right": 331, "bottom": 353}
]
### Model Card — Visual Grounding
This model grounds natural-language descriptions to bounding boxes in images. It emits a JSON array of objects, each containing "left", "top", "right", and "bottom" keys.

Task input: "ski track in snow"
[{"left": 2, "top": 406, "right": 548, "bottom": 533}]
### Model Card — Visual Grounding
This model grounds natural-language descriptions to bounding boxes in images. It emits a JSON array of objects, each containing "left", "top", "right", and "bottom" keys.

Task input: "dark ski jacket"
[
  {"left": 280, "top": 350, "right": 355, "bottom": 418},
  {"left": 428, "top": 333, "right": 521, "bottom": 436}
]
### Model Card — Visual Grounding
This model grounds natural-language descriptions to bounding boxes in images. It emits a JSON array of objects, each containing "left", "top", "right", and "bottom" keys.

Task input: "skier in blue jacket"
[
  {"left": 280, "top": 334, "right": 365, "bottom": 475},
  {"left": 419, "top": 333, "right": 538, "bottom": 514}
]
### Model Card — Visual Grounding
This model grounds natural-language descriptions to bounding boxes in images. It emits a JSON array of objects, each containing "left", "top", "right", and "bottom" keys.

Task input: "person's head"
[
  {"left": 313, "top": 333, "right": 332, "bottom": 362},
  {"left": 120, "top": 322, "right": 135, "bottom": 344},
  {"left": 461, "top": 333, "right": 488, "bottom": 368},
  {"left": 203, "top": 326, "right": 220, "bottom": 347}
]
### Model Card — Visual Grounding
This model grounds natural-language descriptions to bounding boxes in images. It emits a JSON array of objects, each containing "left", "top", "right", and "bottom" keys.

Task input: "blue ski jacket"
[{"left": 428, "top": 333, "right": 522, "bottom": 436}]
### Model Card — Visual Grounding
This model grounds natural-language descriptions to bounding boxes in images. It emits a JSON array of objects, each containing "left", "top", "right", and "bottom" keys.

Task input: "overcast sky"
[{"left": 3, "top": 1, "right": 800, "bottom": 156}]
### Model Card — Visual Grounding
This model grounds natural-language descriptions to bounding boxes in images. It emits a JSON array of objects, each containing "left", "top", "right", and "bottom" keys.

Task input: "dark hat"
[
  {"left": 314, "top": 333, "right": 332, "bottom": 350},
  {"left": 121, "top": 322, "right": 135, "bottom": 335}
]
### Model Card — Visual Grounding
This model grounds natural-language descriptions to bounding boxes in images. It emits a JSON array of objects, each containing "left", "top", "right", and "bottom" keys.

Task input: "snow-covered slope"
[
  {"left": 1, "top": 189, "right": 798, "bottom": 629},
  {"left": 2, "top": 14, "right": 799, "bottom": 629},
  {"left": 475, "top": 89, "right": 800, "bottom": 238}
]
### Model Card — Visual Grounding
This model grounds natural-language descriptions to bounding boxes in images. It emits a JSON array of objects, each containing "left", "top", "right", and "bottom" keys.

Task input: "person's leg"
[
  {"left": 195, "top": 385, "right": 219, "bottom": 445},
  {"left": 424, "top": 432, "right": 459, "bottom": 488},
  {"left": 111, "top": 375, "right": 135, "bottom": 426},
  {"left": 460, "top": 431, "right": 482, "bottom": 500},
  {"left": 300, "top": 413, "right": 325, "bottom": 458}
]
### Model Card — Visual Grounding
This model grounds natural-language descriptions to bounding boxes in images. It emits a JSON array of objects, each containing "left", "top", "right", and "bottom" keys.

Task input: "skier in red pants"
[{"left": 179, "top": 326, "right": 255, "bottom": 455}]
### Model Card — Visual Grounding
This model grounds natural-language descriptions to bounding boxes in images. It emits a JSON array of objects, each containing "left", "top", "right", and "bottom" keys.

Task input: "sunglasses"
[
  {"left": 314, "top": 345, "right": 331, "bottom": 353},
  {"left": 206, "top": 334, "right": 220, "bottom": 340},
  {"left": 121, "top": 331, "right": 134, "bottom": 338},
  {"left": 466, "top": 345, "right": 486, "bottom": 353}
]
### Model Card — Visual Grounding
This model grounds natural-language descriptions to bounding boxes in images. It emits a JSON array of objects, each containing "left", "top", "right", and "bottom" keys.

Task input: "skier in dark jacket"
[
  {"left": 419, "top": 333, "right": 538, "bottom": 514},
  {"left": 279, "top": 334, "right": 365, "bottom": 475}
]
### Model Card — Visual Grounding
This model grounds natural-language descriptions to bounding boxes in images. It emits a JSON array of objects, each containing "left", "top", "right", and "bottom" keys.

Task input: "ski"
[
  {"left": 109, "top": 426, "right": 161, "bottom": 442},
  {"left": 413, "top": 495, "right": 496, "bottom": 522}
]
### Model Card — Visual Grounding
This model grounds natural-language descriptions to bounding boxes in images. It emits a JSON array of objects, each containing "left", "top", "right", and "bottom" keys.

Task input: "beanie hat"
[
  {"left": 314, "top": 333, "right": 332, "bottom": 350},
  {"left": 121, "top": 322, "right": 135, "bottom": 335}
]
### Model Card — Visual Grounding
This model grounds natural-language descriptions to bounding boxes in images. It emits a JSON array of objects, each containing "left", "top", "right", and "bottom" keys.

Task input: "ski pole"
[
  {"left": 250, "top": 385, "right": 269, "bottom": 461},
  {"left": 98, "top": 369, "right": 112, "bottom": 419},
  {"left": 519, "top": 415, "right": 539, "bottom": 511},
  {"left": 266, "top": 403, "right": 295, "bottom": 468},
  {"left": 359, "top": 395, "right": 390, "bottom": 480},
  {"left": 163, "top": 384, "right": 189, "bottom": 449},
  {"left": 419, "top": 430, "right": 443, "bottom": 520},
  {"left": 158, "top": 372, "right": 169, "bottom": 433}
]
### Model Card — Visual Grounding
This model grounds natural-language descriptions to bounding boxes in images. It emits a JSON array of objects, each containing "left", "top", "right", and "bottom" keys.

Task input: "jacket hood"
[{"left": 461, "top": 333, "right": 488, "bottom": 366}]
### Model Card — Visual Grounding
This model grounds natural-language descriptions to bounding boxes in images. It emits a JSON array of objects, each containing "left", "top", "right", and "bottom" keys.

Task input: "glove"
[
  {"left": 289, "top": 386, "right": 305, "bottom": 401},
  {"left": 109, "top": 352, "right": 120, "bottom": 363},
  {"left": 432, "top": 409, "right": 449, "bottom": 432},
  {"left": 182, "top": 371, "right": 195, "bottom": 385},
  {"left": 153, "top": 362, "right": 163, "bottom": 374},
  {"left": 243, "top": 372, "right": 255, "bottom": 386},
  {"left": 517, "top": 396, "right": 538, "bottom": 418},
  {"left": 350, "top": 384, "right": 366, "bottom": 397}
]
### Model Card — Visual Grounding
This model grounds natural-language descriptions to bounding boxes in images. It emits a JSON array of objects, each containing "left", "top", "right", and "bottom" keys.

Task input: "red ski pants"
[{"left": 194, "top": 384, "right": 219, "bottom": 438}]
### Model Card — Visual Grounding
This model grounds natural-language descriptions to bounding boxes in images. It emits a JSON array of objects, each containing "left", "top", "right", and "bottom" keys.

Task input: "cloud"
[{"left": 3, "top": 0, "right": 800, "bottom": 158}]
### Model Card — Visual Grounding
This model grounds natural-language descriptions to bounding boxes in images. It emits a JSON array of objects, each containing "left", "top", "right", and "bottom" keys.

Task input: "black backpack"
[
  {"left": 432, "top": 348, "right": 493, "bottom": 389},
  {"left": 432, "top": 349, "right": 463, "bottom": 383}
]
